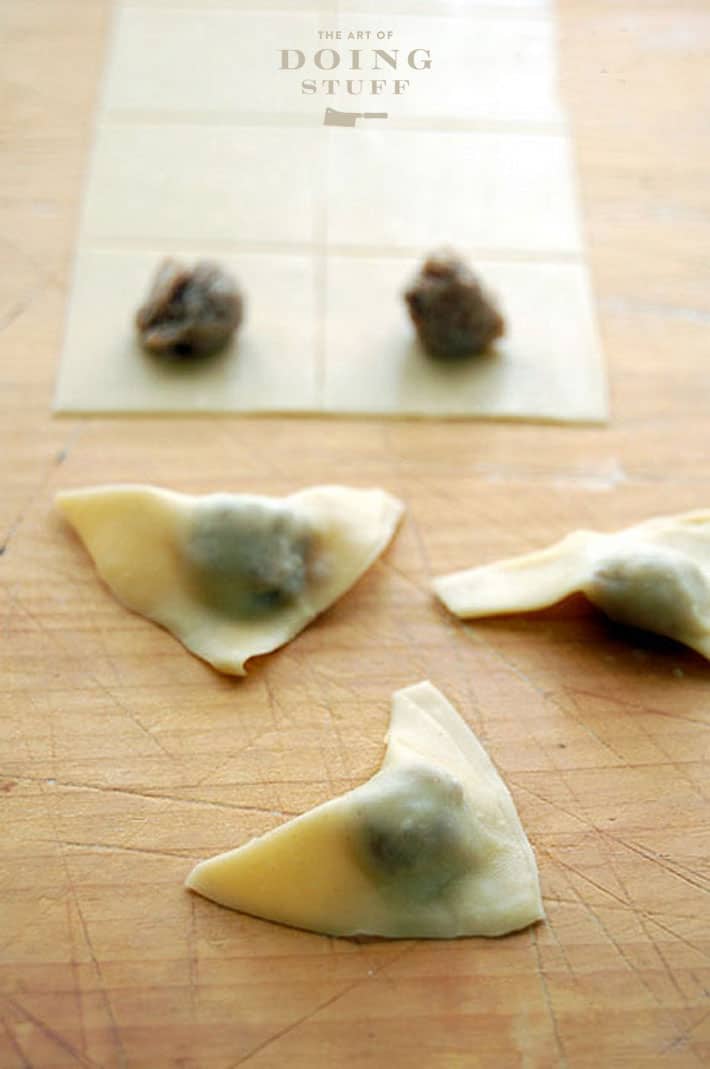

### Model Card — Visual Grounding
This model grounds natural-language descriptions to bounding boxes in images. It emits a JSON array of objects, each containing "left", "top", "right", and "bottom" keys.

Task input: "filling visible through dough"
[
  {"left": 432, "top": 509, "right": 710, "bottom": 659},
  {"left": 185, "top": 499, "right": 317, "bottom": 618},
  {"left": 585, "top": 544, "right": 710, "bottom": 639},
  {"left": 57, "top": 483, "right": 404, "bottom": 675},
  {"left": 186, "top": 681, "right": 544, "bottom": 938},
  {"left": 354, "top": 765, "right": 475, "bottom": 904}
]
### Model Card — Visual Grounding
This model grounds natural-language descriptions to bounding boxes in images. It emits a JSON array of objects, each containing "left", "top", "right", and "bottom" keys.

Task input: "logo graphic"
[
  {"left": 278, "top": 27, "right": 432, "bottom": 128},
  {"left": 323, "top": 108, "right": 389, "bottom": 127}
]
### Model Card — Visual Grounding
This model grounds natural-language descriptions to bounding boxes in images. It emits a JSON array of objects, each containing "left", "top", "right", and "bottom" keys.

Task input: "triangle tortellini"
[
  {"left": 186, "top": 681, "right": 544, "bottom": 939},
  {"left": 433, "top": 509, "right": 710, "bottom": 659},
  {"left": 57, "top": 483, "right": 404, "bottom": 675}
]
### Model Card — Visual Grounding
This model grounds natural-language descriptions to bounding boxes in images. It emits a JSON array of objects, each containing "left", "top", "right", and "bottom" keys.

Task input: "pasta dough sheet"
[{"left": 54, "top": 0, "right": 606, "bottom": 422}]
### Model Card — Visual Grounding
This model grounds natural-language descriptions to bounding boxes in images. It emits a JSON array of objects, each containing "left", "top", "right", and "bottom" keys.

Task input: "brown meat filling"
[
  {"left": 405, "top": 252, "right": 505, "bottom": 360},
  {"left": 135, "top": 258, "right": 244, "bottom": 358}
]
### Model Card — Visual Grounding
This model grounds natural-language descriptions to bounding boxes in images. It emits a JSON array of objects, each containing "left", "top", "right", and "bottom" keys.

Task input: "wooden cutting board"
[{"left": 1, "top": 2, "right": 708, "bottom": 1067}]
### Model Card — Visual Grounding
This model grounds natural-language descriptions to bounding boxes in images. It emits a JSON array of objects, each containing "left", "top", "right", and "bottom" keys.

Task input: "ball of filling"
[
  {"left": 354, "top": 766, "right": 474, "bottom": 901},
  {"left": 185, "top": 499, "right": 312, "bottom": 617},
  {"left": 404, "top": 251, "right": 505, "bottom": 360},
  {"left": 135, "top": 258, "right": 244, "bottom": 358},
  {"left": 585, "top": 544, "right": 710, "bottom": 641}
]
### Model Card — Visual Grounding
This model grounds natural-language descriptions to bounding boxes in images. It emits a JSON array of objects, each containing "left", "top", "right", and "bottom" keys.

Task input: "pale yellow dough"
[
  {"left": 57, "top": 484, "right": 403, "bottom": 675},
  {"left": 186, "top": 681, "right": 544, "bottom": 939},
  {"left": 433, "top": 510, "right": 710, "bottom": 659},
  {"left": 54, "top": 1, "right": 607, "bottom": 423}
]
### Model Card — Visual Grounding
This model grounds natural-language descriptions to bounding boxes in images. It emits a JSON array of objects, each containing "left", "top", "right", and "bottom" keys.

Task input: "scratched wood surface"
[{"left": 1, "top": 1, "right": 709, "bottom": 1067}]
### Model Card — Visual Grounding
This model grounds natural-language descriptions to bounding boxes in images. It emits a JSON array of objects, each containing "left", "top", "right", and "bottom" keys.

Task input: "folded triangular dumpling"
[
  {"left": 57, "top": 484, "right": 404, "bottom": 675},
  {"left": 433, "top": 510, "right": 710, "bottom": 659},
  {"left": 186, "top": 682, "right": 543, "bottom": 938}
]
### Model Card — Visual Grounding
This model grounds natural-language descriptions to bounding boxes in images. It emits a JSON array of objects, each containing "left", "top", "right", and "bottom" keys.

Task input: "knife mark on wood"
[
  {"left": 661, "top": 1009, "right": 710, "bottom": 1058},
  {"left": 188, "top": 895, "right": 198, "bottom": 1020},
  {"left": 610, "top": 836, "right": 710, "bottom": 896},
  {"left": 557, "top": 799, "right": 702, "bottom": 1039},
  {"left": 37, "top": 775, "right": 128, "bottom": 1069},
  {"left": 531, "top": 928, "right": 568, "bottom": 1069},
  {"left": 556, "top": 856, "right": 669, "bottom": 1012},
  {"left": 0, "top": 425, "right": 85, "bottom": 557},
  {"left": 2, "top": 992, "right": 101, "bottom": 1069},
  {"left": 2, "top": 590, "right": 175, "bottom": 763},
  {"left": 227, "top": 942, "right": 416, "bottom": 1069},
  {"left": 0, "top": 1014, "right": 34, "bottom": 1069},
  {"left": 71, "top": 893, "right": 128, "bottom": 1069}
]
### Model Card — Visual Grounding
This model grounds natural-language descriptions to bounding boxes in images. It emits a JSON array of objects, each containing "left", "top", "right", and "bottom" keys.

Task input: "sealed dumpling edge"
[
  {"left": 433, "top": 509, "right": 710, "bottom": 659},
  {"left": 186, "top": 681, "right": 544, "bottom": 939},
  {"left": 56, "top": 483, "right": 404, "bottom": 675}
]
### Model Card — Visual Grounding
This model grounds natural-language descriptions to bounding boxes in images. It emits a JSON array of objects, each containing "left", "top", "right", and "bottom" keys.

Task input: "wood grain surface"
[{"left": 1, "top": 2, "right": 709, "bottom": 1066}]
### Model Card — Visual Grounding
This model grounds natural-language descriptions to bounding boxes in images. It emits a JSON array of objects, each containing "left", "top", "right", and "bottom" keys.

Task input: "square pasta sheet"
[{"left": 54, "top": 0, "right": 607, "bottom": 422}]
